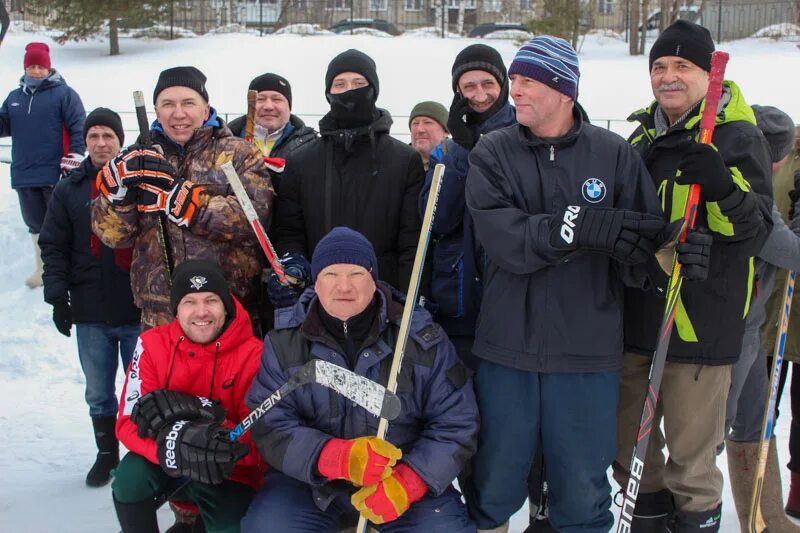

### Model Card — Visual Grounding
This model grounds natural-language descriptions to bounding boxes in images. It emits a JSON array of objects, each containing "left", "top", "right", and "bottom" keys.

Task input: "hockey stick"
[
  {"left": 0, "top": 1, "right": 8, "bottom": 50},
  {"left": 355, "top": 163, "right": 445, "bottom": 533},
  {"left": 133, "top": 90, "right": 174, "bottom": 287},
  {"left": 748, "top": 271, "right": 796, "bottom": 532},
  {"left": 244, "top": 90, "right": 257, "bottom": 144},
  {"left": 220, "top": 161, "right": 300, "bottom": 287},
  {"left": 616, "top": 50, "right": 729, "bottom": 533},
  {"left": 229, "top": 358, "right": 401, "bottom": 441}
]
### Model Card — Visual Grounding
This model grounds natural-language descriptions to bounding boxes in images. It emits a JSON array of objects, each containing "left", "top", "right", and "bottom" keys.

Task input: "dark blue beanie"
[{"left": 311, "top": 227, "right": 379, "bottom": 281}]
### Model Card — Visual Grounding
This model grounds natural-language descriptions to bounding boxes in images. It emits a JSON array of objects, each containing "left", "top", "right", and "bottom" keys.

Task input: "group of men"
[{"left": 2, "top": 17, "right": 799, "bottom": 533}]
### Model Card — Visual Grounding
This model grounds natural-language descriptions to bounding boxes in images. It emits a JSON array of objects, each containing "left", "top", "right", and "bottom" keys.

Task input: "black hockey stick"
[{"left": 616, "top": 50, "right": 729, "bottom": 533}]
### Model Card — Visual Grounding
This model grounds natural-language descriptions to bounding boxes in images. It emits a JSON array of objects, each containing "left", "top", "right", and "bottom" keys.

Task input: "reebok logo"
[
  {"left": 163, "top": 420, "right": 188, "bottom": 469},
  {"left": 559, "top": 205, "right": 581, "bottom": 244},
  {"left": 197, "top": 396, "right": 213, "bottom": 407}
]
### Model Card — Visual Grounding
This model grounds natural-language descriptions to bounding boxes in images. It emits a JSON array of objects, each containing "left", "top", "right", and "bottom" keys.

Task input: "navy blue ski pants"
[
  {"left": 463, "top": 360, "right": 618, "bottom": 532},
  {"left": 241, "top": 471, "right": 475, "bottom": 532}
]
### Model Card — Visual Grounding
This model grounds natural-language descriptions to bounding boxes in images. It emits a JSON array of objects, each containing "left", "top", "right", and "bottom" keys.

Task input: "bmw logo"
[{"left": 582, "top": 178, "right": 606, "bottom": 203}]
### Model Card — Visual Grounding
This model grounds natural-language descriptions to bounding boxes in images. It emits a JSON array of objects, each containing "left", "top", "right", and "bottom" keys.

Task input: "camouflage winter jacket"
[{"left": 91, "top": 117, "right": 274, "bottom": 321}]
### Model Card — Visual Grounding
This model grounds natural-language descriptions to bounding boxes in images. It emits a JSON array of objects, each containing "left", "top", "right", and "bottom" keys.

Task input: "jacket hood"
[
  {"left": 167, "top": 295, "right": 253, "bottom": 355},
  {"left": 20, "top": 69, "right": 65, "bottom": 94},
  {"left": 68, "top": 157, "right": 101, "bottom": 184}
]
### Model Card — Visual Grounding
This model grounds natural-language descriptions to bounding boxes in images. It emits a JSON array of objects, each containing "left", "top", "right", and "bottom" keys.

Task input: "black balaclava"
[{"left": 325, "top": 49, "right": 380, "bottom": 129}]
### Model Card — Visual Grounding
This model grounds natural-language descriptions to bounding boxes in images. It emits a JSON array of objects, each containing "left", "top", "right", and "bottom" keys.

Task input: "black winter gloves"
[
  {"left": 677, "top": 228, "right": 713, "bottom": 281},
  {"left": 549, "top": 206, "right": 667, "bottom": 265},
  {"left": 447, "top": 94, "right": 480, "bottom": 150},
  {"left": 267, "top": 253, "right": 311, "bottom": 308},
  {"left": 675, "top": 143, "right": 735, "bottom": 202},
  {"left": 131, "top": 389, "right": 226, "bottom": 439},
  {"left": 52, "top": 301, "right": 72, "bottom": 337},
  {"left": 157, "top": 420, "right": 249, "bottom": 485}
]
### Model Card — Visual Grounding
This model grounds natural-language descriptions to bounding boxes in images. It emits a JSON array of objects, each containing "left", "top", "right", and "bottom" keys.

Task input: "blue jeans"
[
  {"left": 463, "top": 360, "right": 619, "bottom": 532},
  {"left": 75, "top": 323, "right": 139, "bottom": 418},
  {"left": 242, "top": 471, "right": 475, "bottom": 533}
]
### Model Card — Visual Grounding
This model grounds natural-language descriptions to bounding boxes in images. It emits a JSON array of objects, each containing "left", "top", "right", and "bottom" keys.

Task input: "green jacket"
[{"left": 624, "top": 81, "right": 773, "bottom": 365}]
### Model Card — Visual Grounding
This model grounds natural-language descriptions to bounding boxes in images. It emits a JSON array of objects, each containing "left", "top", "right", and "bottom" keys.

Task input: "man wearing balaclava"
[{"left": 268, "top": 49, "right": 425, "bottom": 309}]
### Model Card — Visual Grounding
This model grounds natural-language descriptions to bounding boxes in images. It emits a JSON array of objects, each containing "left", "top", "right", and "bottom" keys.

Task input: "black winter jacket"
[
  {"left": 624, "top": 81, "right": 773, "bottom": 365},
  {"left": 272, "top": 109, "right": 424, "bottom": 290},
  {"left": 466, "top": 112, "right": 662, "bottom": 373},
  {"left": 40, "top": 158, "right": 140, "bottom": 326}
]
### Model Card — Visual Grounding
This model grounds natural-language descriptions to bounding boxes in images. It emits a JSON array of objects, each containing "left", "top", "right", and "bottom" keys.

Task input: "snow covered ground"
[{"left": 0, "top": 25, "right": 798, "bottom": 532}]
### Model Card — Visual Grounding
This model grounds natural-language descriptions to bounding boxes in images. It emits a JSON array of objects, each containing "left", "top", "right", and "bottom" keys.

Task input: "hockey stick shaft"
[
  {"left": 748, "top": 271, "right": 796, "bottom": 532},
  {"left": 616, "top": 51, "right": 729, "bottom": 533},
  {"left": 355, "top": 163, "right": 444, "bottom": 533},
  {"left": 133, "top": 90, "right": 173, "bottom": 286},
  {"left": 220, "top": 161, "right": 297, "bottom": 285},
  {"left": 245, "top": 90, "right": 257, "bottom": 144}
]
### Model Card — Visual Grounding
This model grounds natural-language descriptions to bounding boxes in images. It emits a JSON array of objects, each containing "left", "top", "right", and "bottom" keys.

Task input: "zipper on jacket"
[
  {"left": 343, "top": 321, "right": 348, "bottom": 338},
  {"left": 27, "top": 91, "right": 35, "bottom": 114},
  {"left": 549, "top": 145, "right": 555, "bottom": 162}
]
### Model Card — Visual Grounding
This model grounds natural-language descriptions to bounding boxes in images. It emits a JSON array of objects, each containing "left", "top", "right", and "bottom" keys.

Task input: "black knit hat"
[
  {"left": 84, "top": 107, "right": 124, "bottom": 145},
  {"left": 153, "top": 66, "right": 209, "bottom": 104},
  {"left": 249, "top": 73, "right": 292, "bottom": 109},
  {"left": 649, "top": 20, "right": 715, "bottom": 73},
  {"left": 451, "top": 44, "right": 507, "bottom": 92},
  {"left": 170, "top": 259, "right": 235, "bottom": 318},
  {"left": 325, "top": 49, "right": 379, "bottom": 98},
  {"left": 752, "top": 105, "right": 796, "bottom": 163}
]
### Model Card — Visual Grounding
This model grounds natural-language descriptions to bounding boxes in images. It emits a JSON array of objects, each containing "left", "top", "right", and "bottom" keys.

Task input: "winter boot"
[
  {"left": 726, "top": 439, "right": 759, "bottom": 530},
  {"left": 114, "top": 496, "right": 159, "bottom": 533},
  {"left": 477, "top": 523, "right": 509, "bottom": 533},
  {"left": 24, "top": 233, "right": 43, "bottom": 288},
  {"left": 630, "top": 489, "right": 675, "bottom": 532},
  {"left": 86, "top": 415, "right": 119, "bottom": 487},
  {"left": 787, "top": 471, "right": 800, "bottom": 518},
  {"left": 667, "top": 504, "right": 721, "bottom": 533},
  {"left": 763, "top": 437, "right": 800, "bottom": 531}
]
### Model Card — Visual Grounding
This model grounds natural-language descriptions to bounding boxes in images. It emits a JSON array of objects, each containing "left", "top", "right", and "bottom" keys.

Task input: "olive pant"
[{"left": 612, "top": 352, "right": 731, "bottom": 513}]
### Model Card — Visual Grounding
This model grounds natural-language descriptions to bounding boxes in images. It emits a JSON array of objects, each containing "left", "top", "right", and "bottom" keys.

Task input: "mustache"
[{"left": 657, "top": 82, "right": 688, "bottom": 92}]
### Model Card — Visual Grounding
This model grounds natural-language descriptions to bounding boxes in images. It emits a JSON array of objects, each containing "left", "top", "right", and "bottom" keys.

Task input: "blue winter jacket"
[
  {"left": 246, "top": 283, "right": 478, "bottom": 509},
  {"left": 419, "top": 103, "right": 516, "bottom": 337},
  {"left": 0, "top": 70, "right": 86, "bottom": 188}
]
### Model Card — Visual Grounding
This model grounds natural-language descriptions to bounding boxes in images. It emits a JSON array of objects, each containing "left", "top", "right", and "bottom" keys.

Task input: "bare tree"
[
  {"left": 457, "top": 0, "right": 465, "bottom": 34},
  {"left": 629, "top": 0, "right": 640, "bottom": 54}
]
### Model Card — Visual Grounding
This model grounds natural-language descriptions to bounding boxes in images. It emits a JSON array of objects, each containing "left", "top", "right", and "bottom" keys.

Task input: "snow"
[{"left": 1, "top": 26, "right": 799, "bottom": 532}]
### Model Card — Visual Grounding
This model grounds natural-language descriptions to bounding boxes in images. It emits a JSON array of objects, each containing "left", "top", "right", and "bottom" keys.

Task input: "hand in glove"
[
  {"left": 549, "top": 206, "right": 666, "bottom": 265},
  {"left": 789, "top": 170, "right": 800, "bottom": 222},
  {"left": 351, "top": 463, "right": 428, "bottom": 524},
  {"left": 52, "top": 300, "right": 72, "bottom": 337},
  {"left": 446, "top": 93, "right": 480, "bottom": 150},
  {"left": 676, "top": 228, "right": 712, "bottom": 281},
  {"left": 317, "top": 436, "right": 402, "bottom": 486},
  {"left": 157, "top": 420, "right": 249, "bottom": 485},
  {"left": 675, "top": 143, "right": 735, "bottom": 202},
  {"left": 131, "top": 389, "right": 226, "bottom": 439},
  {"left": 164, "top": 180, "right": 207, "bottom": 227},
  {"left": 97, "top": 144, "right": 176, "bottom": 205},
  {"left": 60, "top": 152, "right": 84, "bottom": 177},
  {"left": 267, "top": 253, "right": 311, "bottom": 308}
]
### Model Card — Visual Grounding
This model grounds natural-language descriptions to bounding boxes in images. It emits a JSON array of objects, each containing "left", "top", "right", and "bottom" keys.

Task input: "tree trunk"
[
  {"left": 629, "top": 0, "right": 640, "bottom": 55},
  {"left": 660, "top": 0, "right": 669, "bottom": 30},
  {"left": 638, "top": 0, "right": 648, "bottom": 54},
  {"left": 108, "top": 3, "right": 119, "bottom": 55},
  {"left": 457, "top": 0, "right": 465, "bottom": 34}
]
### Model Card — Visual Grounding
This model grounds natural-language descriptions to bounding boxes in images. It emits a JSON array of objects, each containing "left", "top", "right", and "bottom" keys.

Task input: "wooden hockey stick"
[{"left": 244, "top": 90, "right": 257, "bottom": 144}]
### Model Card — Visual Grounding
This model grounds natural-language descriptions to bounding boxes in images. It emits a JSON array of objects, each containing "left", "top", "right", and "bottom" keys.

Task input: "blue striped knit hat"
[{"left": 508, "top": 36, "right": 580, "bottom": 100}]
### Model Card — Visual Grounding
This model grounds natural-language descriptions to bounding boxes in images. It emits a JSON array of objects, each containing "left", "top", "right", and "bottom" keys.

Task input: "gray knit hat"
[
  {"left": 752, "top": 105, "right": 796, "bottom": 162},
  {"left": 408, "top": 101, "right": 449, "bottom": 132}
]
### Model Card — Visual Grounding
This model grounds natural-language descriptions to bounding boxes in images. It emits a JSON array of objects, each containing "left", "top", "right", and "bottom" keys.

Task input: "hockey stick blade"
[{"left": 228, "top": 359, "right": 401, "bottom": 442}]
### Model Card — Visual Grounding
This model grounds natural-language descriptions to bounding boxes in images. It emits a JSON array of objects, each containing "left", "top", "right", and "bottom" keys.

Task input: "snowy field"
[{"left": 0, "top": 24, "right": 799, "bottom": 533}]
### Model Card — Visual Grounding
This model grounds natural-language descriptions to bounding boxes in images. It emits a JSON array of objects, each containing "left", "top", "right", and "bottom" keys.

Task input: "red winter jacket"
[{"left": 116, "top": 297, "right": 267, "bottom": 490}]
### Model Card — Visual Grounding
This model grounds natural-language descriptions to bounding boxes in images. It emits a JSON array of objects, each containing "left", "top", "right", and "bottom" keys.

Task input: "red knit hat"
[{"left": 24, "top": 42, "right": 51, "bottom": 70}]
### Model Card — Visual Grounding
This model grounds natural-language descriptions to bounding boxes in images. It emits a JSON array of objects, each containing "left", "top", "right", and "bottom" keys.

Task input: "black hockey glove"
[
  {"left": 675, "top": 143, "right": 735, "bottom": 202},
  {"left": 676, "top": 228, "right": 712, "bottom": 282},
  {"left": 98, "top": 144, "right": 176, "bottom": 205},
  {"left": 549, "top": 206, "right": 666, "bottom": 265},
  {"left": 447, "top": 93, "right": 480, "bottom": 150},
  {"left": 52, "top": 300, "right": 72, "bottom": 337},
  {"left": 131, "top": 389, "right": 226, "bottom": 439},
  {"left": 157, "top": 420, "right": 249, "bottom": 485},
  {"left": 267, "top": 253, "right": 311, "bottom": 308}
]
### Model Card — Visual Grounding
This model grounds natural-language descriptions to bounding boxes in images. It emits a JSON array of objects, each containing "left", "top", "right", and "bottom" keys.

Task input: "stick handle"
[
  {"left": 245, "top": 90, "right": 257, "bottom": 144},
  {"left": 133, "top": 91, "right": 152, "bottom": 146}
]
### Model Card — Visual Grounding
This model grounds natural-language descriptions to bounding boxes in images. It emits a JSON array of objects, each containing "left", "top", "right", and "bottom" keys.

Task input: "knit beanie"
[
  {"left": 311, "top": 227, "right": 379, "bottom": 282},
  {"left": 249, "top": 73, "right": 292, "bottom": 109},
  {"left": 509, "top": 36, "right": 580, "bottom": 100},
  {"left": 409, "top": 101, "right": 449, "bottom": 131},
  {"left": 451, "top": 44, "right": 507, "bottom": 92},
  {"left": 153, "top": 66, "right": 209, "bottom": 104},
  {"left": 752, "top": 105, "right": 796, "bottom": 163},
  {"left": 170, "top": 260, "right": 235, "bottom": 318},
  {"left": 649, "top": 20, "right": 715, "bottom": 73},
  {"left": 84, "top": 107, "right": 125, "bottom": 145},
  {"left": 24, "top": 42, "right": 51, "bottom": 70},
  {"left": 325, "top": 49, "right": 379, "bottom": 98}
]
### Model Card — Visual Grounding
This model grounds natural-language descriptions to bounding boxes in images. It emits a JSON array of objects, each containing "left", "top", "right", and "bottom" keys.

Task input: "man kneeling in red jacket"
[{"left": 112, "top": 259, "right": 266, "bottom": 533}]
